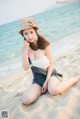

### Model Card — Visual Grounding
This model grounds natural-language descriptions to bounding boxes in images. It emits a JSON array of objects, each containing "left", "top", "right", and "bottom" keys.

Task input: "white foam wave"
[
  {"left": 51, "top": 32, "right": 80, "bottom": 57},
  {"left": 0, "top": 62, "right": 22, "bottom": 78}
]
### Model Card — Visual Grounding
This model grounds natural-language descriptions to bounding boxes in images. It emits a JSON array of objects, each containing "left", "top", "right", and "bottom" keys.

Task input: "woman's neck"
[
  {"left": 33, "top": 39, "right": 37, "bottom": 45},
  {"left": 30, "top": 40, "right": 38, "bottom": 51}
]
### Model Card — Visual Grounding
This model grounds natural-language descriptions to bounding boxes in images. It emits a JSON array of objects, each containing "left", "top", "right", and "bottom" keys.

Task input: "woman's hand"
[
  {"left": 22, "top": 40, "right": 30, "bottom": 51},
  {"left": 42, "top": 81, "right": 48, "bottom": 94},
  {"left": 21, "top": 40, "right": 30, "bottom": 70}
]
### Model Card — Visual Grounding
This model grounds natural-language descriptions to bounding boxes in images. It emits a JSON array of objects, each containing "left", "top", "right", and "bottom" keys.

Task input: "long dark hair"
[{"left": 20, "top": 29, "right": 50, "bottom": 50}]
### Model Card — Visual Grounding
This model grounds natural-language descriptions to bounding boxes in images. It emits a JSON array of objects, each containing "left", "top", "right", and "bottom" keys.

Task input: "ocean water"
[{"left": 0, "top": 4, "right": 80, "bottom": 78}]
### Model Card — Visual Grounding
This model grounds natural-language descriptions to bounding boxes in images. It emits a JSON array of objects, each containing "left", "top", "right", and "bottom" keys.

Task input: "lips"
[{"left": 29, "top": 39, "right": 33, "bottom": 42}]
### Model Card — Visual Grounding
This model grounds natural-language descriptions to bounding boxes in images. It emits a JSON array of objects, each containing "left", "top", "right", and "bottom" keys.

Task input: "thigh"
[
  {"left": 48, "top": 76, "right": 60, "bottom": 89},
  {"left": 23, "top": 84, "right": 42, "bottom": 99}
]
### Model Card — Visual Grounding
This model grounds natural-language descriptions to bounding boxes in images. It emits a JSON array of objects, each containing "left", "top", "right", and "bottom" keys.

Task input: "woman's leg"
[
  {"left": 48, "top": 75, "right": 80, "bottom": 95},
  {"left": 15, "top": 91, "right": 25, "bottom": 97},
  {"left": 22, "top": 84, "right": 42, "bottom": 105}
]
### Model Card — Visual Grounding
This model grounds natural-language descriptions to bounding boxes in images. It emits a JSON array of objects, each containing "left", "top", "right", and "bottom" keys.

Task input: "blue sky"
[{"left": 0, "top": 0, "right": 56, "bottom": 25}]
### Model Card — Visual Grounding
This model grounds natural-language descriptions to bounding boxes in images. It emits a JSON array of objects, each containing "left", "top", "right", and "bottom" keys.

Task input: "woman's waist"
[
  {"left": 31, "top": 66, "right": 47, "bottom": 75},
  {"left": 31, "top": 66, "right": 63, "bottom": 78},
  {"left": 31, "top": 63, "right": 50, "bottom": 70}
]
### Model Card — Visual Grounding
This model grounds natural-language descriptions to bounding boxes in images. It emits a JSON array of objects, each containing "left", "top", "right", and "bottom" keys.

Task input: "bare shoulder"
[
  {"left": 45, "top": 45, "right": 51, "bottom": 54},
  {"left": 45, "top": 45, "right": 53, "bottom": 63}
]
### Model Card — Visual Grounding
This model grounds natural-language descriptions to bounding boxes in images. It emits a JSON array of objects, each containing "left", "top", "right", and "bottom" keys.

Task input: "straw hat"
[{"left": 19, "top": 18, "right": 38, "bottom": 34}]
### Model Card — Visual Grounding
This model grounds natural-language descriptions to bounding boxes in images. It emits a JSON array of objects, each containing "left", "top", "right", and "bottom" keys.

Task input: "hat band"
[{"left": 21, "top": 22, "right": 33, "bottom": 29}]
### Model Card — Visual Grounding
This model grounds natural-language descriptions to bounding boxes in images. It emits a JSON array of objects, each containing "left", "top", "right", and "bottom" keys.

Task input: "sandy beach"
[{"left": 0, "top": 32, "right": 80, "bottom": 119}]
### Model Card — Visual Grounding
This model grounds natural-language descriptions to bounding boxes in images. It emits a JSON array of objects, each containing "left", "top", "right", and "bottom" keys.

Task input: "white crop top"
[{"left": 31, "top": 55, "right": 50, "bottom": 69}]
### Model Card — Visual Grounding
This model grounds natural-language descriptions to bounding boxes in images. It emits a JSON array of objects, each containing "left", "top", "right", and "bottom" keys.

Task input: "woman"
[{"left": 17, "top": 18, "right": 80, "bottom": 105}]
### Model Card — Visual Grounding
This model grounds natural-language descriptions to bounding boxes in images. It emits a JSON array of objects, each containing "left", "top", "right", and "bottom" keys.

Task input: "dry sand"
[{"left": 0, "top": 32, "right": 80, "bottom": 119}]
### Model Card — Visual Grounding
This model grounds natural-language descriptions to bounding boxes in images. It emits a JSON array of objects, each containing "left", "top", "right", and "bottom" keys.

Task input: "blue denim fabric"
[
  {"left": 32, "top": 72, "right": 47, "bottom": 87},
  {"left": 28, "top": 58, "right": 63, "bottom": 87},
  {"left": 31, "top": 66, "right": 63, "bottom": 87}
]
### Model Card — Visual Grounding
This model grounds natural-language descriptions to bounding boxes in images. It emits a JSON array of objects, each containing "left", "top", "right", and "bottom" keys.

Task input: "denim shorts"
[
  {"left": 32, "top": 72, "right": 47, "bottom": 87},
  {"left": 32, "top": 67, "right": 62, "bottom": 87}
]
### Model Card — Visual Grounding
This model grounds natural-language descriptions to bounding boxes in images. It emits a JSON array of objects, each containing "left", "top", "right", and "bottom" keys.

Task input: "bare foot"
[
  {"left": 73, "top": 75, "right": 80, "bottom": 86},
  {"left": 15, "top": 91, "right": 24, "bottom": 97},
  {"left": 75, "top": 75, "right": 80, "bottom": 82}
]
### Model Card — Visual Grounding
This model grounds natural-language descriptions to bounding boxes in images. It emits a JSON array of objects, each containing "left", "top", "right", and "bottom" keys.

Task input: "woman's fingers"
[
  {"left": 23, "top": 41, "right": 30, "bottom": 50},
  {"left": 42, "top": 87, "right": 46, "bottom": 93},
  {"left": 24, "top": 40, "right": 29, "bottom": 46}
]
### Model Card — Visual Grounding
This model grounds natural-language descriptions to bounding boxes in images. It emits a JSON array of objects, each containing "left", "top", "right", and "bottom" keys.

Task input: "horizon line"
[{"left": 56, "top": 1, "right": 80, "bottom": 4}]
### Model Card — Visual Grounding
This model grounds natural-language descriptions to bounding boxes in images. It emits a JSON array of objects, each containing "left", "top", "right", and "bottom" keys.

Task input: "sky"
[
  {"left": 0, "top": 0, "right": 56, "bottom": 25},
  {"left": 56, "top": 0, "right": 80, "bottom": 2}
]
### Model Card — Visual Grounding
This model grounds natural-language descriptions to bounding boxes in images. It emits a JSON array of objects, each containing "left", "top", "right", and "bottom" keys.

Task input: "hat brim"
[{"left": 19, "top": 26, "right": 38, "bottom": 34}]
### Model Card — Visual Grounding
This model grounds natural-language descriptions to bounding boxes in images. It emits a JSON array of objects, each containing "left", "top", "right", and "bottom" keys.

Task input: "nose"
[{"left": 28, "top": 34, "right": 32, "bottom": 39}]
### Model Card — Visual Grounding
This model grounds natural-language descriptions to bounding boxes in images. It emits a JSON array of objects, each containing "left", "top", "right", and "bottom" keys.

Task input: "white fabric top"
[{"left": 31, "top": 55, "right": 50, "bottom": 69}]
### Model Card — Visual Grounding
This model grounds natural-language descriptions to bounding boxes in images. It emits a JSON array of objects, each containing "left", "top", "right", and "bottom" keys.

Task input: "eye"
[
  {"left": 24, "top": 32, "right": 28, "bottom": 35},
  {"left": 30, "top": 31, "right": 33, "bottom": 34}
]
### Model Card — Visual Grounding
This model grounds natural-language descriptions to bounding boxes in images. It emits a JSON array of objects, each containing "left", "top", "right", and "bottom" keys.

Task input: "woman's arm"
[
  {"left": 21, "top": 41, "right": 30, "bottom": 71},
  {"left": 22, "top": 47, "right": 30, "bottom": 70},
  {"left": 45, "top": 45, "right": 54, "bottom": 82},
  {"left": 42, "top": 45, "right": 54, "bottom": 93}
]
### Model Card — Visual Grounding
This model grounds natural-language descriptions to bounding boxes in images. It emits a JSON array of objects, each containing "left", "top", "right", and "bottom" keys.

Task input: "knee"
[
  {"left": 22, "top": 95, "right": 37, "bottom": 105},
  {"left": 48, "top": 86, "right": 61, "bottom": 95},
  {"left": 22, "top": 98, "right": 31, "bottom": 105}
]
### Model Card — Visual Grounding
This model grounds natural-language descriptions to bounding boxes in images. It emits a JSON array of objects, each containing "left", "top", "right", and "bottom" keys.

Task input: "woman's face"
[{"left": 23, "top": 28, "right": 37, "bottom": 43}]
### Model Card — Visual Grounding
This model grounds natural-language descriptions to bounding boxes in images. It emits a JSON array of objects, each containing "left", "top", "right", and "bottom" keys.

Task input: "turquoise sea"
[{"left": 0, "top": 4, "right": 80, "bottom": 78}]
